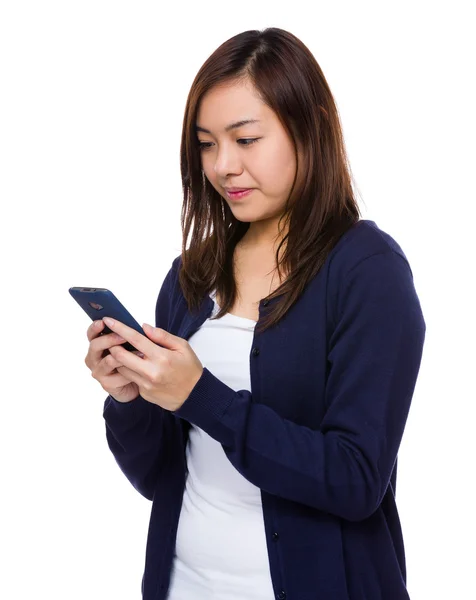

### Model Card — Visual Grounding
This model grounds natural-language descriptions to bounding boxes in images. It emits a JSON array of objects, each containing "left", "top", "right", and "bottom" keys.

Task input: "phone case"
[{"left": 69, "top": 287, "right": 145, "bottom": 352}]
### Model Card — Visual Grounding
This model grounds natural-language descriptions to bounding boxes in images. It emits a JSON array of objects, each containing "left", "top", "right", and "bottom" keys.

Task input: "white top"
[{"left": 166, "top": 291, "right": 275, "bottom": 600}]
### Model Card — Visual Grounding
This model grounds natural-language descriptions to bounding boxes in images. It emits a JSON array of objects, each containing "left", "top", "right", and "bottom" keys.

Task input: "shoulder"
[
  {"left": 160, "top": 254, "right": 183, "bottom": 301},
  {"left": 324, "top": 220, "right": 425, "bottom": 335},
  {"left": 327, "top": 219, "right": 413, "bottom": 280},
  {"left": 171, "top": 254, "right": 183, "bottom": 270},
  {"left": 325, "top": 220, "right": 423, "bottom": 323}
]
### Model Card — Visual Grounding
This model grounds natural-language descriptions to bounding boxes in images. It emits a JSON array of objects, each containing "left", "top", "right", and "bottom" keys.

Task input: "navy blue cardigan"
[{"left": 103, "top": 219, "right": 426, "bottom": 600}]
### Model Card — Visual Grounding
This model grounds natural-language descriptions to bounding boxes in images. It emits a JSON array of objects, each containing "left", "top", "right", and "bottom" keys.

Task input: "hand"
[
  {"left": 103, "top": 317, "right": 204, "bottom": 412},
  {"left": 84, "top": 320, "right": 142, "bottom": 403}
]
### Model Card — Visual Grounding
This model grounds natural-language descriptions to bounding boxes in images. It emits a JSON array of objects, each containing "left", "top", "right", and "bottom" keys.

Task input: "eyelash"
[{"left": 198, "top": 138, "right": 260, "bottom": 151}]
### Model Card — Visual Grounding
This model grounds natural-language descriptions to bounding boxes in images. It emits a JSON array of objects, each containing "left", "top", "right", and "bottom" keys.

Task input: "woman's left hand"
[{"left": 103, "top": 317, "right": 204, "bottom": 412}]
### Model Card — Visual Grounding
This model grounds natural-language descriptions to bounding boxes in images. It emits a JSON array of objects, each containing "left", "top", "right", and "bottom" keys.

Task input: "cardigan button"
[
  {"left": 262, "top": 299, "right": 270, "bottom": 306},
  {"left": 252, "top": 347, "right": 260, "bottom": 356},
  {"left": 277, "top": 592, "right": 286, "bottom": 600},
  {"left": 272, "top": 532, "right": 279, "bottom": 541}
]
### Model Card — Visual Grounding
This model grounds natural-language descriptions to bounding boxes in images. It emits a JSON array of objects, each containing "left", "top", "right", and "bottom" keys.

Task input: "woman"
[{"left": 85, "top": 28, "right": 426, "bottom": 600}]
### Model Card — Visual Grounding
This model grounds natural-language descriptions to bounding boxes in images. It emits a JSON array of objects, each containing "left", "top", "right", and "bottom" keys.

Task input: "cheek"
[
  {"left": 257, "top": 149, "right": 296, "bottom": 194},
  {"left": 202, "top": 167, "right": 223, "bottom": 197},
  {"left": 271, "top": 138, "right": 296, "bottom": 170},
  {"left": 201, "top": 157, "right": 217, "bottom": 183}
]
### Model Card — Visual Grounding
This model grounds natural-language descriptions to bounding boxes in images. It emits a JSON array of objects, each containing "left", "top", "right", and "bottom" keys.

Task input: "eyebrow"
[{"left": 195, "top": 119, "right": 261, "bottom": 134}]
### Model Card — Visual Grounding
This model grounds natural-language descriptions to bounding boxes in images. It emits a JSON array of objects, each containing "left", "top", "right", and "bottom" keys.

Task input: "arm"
[
  {"left": 102, "top": 262, "right": 177, "bottom": 501},
  {"left": 174, "top": 251, "right": 426, "bottom": 521}
]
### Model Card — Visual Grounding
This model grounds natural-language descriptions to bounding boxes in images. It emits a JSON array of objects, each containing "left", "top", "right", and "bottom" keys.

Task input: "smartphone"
[{"left": 69, "top": 287, "right": 144, "bottom": 352}]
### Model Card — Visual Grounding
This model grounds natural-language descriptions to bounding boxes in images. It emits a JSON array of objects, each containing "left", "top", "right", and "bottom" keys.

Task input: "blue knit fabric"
[{"left": 103, "top": 219, "right": 426, "bottom": 600}]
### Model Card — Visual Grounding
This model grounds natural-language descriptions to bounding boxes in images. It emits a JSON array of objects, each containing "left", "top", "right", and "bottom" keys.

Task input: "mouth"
[{"left": 224, "top": 188, "right": 253, "bottom": 201}]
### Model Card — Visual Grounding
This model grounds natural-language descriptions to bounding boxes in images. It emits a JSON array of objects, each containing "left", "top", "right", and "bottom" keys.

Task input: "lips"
[{"left": 225, "top": 188, "right": 253, "bottom": 200}]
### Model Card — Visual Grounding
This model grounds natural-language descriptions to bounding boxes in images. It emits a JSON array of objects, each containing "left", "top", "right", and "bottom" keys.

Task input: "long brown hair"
[{"left": 179, "top": 27, "right": 361, "bottom": 333}]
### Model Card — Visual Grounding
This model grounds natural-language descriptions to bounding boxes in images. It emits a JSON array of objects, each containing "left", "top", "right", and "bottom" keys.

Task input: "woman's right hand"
[{"left": 85, "top": 319, "right": 141, "bottom": 403}]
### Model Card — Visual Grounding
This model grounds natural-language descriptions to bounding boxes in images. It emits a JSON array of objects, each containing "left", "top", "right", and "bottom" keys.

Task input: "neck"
[{"left": 239, "top": 219, "right": 289, "bottom": 253}]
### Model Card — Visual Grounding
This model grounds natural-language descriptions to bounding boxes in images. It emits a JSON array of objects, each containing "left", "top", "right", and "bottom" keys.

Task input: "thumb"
[{"left": 143, "top": 323, "right": 180, "bottom": 349}]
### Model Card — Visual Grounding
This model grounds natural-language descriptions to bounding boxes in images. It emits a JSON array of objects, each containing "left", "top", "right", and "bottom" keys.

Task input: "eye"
[
  {"left": 237, "top": 138, "right": 260, "bottom": 146},
  {"left": 198, "top": 138, "right": 260, "bottom": 151}
]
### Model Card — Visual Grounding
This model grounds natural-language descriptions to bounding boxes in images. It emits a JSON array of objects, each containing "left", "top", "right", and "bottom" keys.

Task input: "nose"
[{"left": 213, "top": 144, "right": 243, "bottom": 178}]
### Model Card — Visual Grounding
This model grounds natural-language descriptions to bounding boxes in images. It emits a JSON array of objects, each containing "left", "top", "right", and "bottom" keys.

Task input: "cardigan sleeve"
[
  {"left": 174, "top": 250, "right": 426, "bottom": 521},
  {"left": 102, "top": 262, "right": 177, "bottom": 501}
]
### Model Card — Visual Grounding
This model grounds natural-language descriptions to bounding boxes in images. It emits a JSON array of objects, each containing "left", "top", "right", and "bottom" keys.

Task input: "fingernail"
[{"left": 103, "top": 317, "right": 114, "bottom": 326}]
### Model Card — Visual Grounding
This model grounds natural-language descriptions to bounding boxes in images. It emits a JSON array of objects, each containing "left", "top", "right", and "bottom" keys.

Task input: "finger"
[
  {"left": 116, "top": 364, "right": 150, "bottom": 388},
  {"left": 101, "top": 371, "right": 134, "bottom": 390},
  {"left": 101, "top": 318, "right": 155, "bottom": 357},
  {"left": 101, "top": 350, "right": 143, "bottom": 373},
  {"left": 105, "top": 351, "right": 124, "bottom": 369},
  {"left": 109, "top": 345, "right": 152, "bottom": 380},
  {"left": 98, "top": 354, "right": 136, "bottom": 389},
  {"left": 85, "top": 332, "right": 128, "bottom": 370},
  {"left": 94, "top": 351, "right": 135, "bottom": 386},
  {"left": 96, "top": 352, "right": 123, "bottom": 377},
  {"left": 87, "top": 320, "right": 105, "bottom": 342}
]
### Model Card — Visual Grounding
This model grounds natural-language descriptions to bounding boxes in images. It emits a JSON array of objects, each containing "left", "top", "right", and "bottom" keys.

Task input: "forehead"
[{"left": 196, "top": 80, "right": 269, "bottom": 129}]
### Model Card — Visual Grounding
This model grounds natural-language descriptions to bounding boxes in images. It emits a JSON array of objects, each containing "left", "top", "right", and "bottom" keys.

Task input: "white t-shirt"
[{"left": 166, "top": 291, "right": 275, "bottom": 600}]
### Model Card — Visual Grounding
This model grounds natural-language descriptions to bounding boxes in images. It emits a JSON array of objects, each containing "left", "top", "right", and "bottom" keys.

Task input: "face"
[{"left": 196, "top": 79, "right": 297, "bottom": 244}]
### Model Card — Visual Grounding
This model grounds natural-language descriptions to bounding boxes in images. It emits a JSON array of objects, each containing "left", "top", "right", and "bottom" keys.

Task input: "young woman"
[{"left": 85, "top": 28, "right": 426, "bottom": 600}]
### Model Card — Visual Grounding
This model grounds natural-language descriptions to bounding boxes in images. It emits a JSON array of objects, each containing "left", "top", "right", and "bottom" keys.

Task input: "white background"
[{"left": 1, "top": 1, "right": 474, "bottom": 598}]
